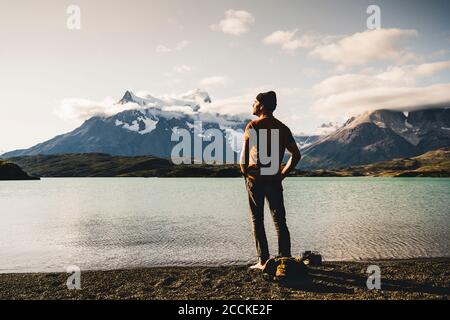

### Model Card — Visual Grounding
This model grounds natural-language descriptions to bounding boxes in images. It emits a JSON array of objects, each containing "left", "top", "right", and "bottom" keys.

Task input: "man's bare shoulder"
[{"left": 245, "top": 119, "right": 258, "bottom": 130}]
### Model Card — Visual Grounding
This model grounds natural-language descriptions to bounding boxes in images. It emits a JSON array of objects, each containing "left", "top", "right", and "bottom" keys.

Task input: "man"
[{"left": 240, "top": 91, "right": 301, "bottom": 270}]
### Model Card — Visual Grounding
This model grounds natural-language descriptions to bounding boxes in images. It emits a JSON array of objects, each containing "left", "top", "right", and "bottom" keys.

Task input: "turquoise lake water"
[{"left": 0, "top": 177, "right": 449, "bottom": 272}]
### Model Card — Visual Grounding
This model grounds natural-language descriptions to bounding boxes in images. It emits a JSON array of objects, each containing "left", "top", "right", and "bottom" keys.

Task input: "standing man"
[{"left": 240, "top": 91, "right": 301, "bottom": 270}]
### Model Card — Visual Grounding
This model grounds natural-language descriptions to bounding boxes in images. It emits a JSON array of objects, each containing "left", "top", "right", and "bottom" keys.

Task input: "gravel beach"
[{"left": 0, "top": 258, "right": 448, "bottom": 300}]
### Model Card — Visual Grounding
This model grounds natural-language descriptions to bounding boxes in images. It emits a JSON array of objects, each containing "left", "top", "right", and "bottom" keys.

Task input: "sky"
[{"left": 1, "top": 0, "right": 450, "bottom": 152}]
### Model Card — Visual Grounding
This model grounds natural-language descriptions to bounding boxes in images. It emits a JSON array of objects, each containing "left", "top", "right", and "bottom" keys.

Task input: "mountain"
[
  {"left": 2, "top": 89, "right": 319, "bottom": 161},
  {"left": 117, "top": 88, "right": 209, "bottom": 111},
  {"left": 0, "top": 159, "right": 39, "bottom": 180},
  {"left": 2, "top": 90, "right": 248, "bottom": 161},
  {"left": 300, "top": 108, "right": 450, "bottom": 169}
]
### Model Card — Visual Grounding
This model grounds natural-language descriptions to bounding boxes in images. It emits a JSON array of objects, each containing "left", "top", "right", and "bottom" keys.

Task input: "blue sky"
[{"left": 1, "top": 0, "right": 450, "bottom": 152}]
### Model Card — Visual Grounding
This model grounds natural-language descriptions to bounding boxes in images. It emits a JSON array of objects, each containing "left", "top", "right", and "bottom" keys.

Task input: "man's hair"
[{"left": 256, "top": 91, "right": 277, "bottom": 112}]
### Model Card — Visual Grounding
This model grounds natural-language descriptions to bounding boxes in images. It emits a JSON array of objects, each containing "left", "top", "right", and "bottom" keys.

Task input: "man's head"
[{"left": 252, "top": 91, "right": 277, "bottom": 116}]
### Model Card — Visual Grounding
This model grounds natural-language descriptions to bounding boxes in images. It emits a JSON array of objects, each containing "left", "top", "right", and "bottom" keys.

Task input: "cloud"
[
  {"left": 56, "top": 90, "right": 254, "bottom": 130},
  {"left": 202, "top": 92, "right": 253, "bottom": 115},
  {"left": 313, "top": 60, "right": 450, "bottom": 96},
  {"left": 164, "top": 64, "right": 195, "bottom": 77},
  {"left": 176, "top": 40, "right": 190, "bottom": 50},
  {"left": 201, "top": 86, "right": 308, "bottom": 125},
  {"left": 56, "top": 97, "right": 136, "bottom": 121},
  {"left": 210, "top": 10, "right": 255, "bottom": 36},
  {"left": 155, "top": 40, "right": 190, "bottom": 53},
  {"left": 263, "top": 29, "right": 334, "bottom": 52},
  {"left": 174, "top": 64, "right": 194, "bottom": 73},
  {"left": 155, "top": 45, "right": 171, "bottom": 53},
  {"left": 312, "top": 83, "right": 450, "bottom": 116},
  {"left": 56, "top": 91, "right": 200, "bottom": 122},
  {"left": 198, "top": 76, "right": 228, "bottom": 88},
  {"left": 310, "top": 28, "right": 419, "bottom": 67},
  {"left": 311, "top": 60, "right": 450, "bottom": 116}
]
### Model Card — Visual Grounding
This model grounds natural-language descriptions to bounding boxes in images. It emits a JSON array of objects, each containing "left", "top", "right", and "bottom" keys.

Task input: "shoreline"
[{"left": 1, "top": 257, "right": 448, "bottom": 300}]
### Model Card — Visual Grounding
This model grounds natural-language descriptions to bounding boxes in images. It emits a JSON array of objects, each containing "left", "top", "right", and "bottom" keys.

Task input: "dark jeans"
[{"left": 245, "top": 177, "right": 291, "bottom": 262}]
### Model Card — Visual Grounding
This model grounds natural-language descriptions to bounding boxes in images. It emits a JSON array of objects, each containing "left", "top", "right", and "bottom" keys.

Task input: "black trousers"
[{"left": 245, "top": 177, "right": 291, "bottom": 262}]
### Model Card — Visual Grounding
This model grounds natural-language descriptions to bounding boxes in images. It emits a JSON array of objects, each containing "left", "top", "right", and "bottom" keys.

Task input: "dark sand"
[{"left": 0, "top": 258, "right": 448, "bottom": 300}]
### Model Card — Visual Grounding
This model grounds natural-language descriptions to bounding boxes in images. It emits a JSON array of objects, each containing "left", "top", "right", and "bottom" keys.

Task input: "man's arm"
[{"left": 281, "top": 141, "right": 301, "bottom": 180}]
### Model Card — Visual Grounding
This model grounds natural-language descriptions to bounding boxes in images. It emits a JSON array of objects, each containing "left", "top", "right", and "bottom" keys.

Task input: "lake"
[{"left": 0, "top": 177, "right": 449, "bottom": 273}]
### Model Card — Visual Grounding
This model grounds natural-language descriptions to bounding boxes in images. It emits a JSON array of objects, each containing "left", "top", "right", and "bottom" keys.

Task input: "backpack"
[
  {"left": 263, "top": 257, "right": 308, "bottom": 282},
  {"left": 301, "top": 251, "right": 322, "bottom": 266}
]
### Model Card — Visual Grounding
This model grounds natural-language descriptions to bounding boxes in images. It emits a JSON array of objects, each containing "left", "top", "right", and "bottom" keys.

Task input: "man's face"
[{"left": 252, "top": 99, "right": 261, "bottom": 116}]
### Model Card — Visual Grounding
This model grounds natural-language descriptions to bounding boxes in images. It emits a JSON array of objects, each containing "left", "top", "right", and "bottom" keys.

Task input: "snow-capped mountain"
[
  {"left": 118, "top": 89, "right": 210, "bottom": 112},
  {"left": 2, "top": 90, "right": 250, "bottom": 161},
  {"left": 5, "top": 88, "right": 448, "bottom": 169},
  {"left": 300, "top": 108, "right": 450, "bottom": 169}
]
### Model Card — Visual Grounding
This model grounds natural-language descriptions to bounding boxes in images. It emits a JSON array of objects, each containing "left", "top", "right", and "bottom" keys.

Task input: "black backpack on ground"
[{"left": 262, "top": 257, "right": 308, "bottom": 282}]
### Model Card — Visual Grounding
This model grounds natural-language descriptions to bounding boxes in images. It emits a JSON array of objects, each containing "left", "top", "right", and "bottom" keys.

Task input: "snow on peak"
[
  {"left": 114, "top": 109, "right": 160, "bottom": 135},
  {"left": 112, "top": 89, "right": 252, "bottom": 136},
  {"left": 180, "top": 88, "right": 212, "bottom": 104},
  {"left": 118, "top": 90, "right": 163, "bottom": 107},
  {"left": 117, "top": 89, "right": 212, "bottom": 112}
]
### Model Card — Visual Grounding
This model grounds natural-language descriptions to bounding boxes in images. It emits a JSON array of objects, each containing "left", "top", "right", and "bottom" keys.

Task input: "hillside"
[
  {"left": 295, "top": 147, "right": 450, "bottom": 177},
  {"left": 0, "top": 159, "right": 39, "bottom": 180},
  {"left": 7, "top": 153, "right": 242, "bottom": 178},
  {"left": 7, "top": 148, "right": 450, "bottom": 178}
]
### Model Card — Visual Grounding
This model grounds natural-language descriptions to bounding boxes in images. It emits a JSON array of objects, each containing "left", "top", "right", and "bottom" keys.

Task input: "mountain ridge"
[
  {"left": 300, "top": 108, "right": 450, "bottom": 169},
  {"left": 3, "top": 89, "right": 449, "bottom": 169},
  {"left": 6, "top": 147, "right": 449, "bottom": 178}
]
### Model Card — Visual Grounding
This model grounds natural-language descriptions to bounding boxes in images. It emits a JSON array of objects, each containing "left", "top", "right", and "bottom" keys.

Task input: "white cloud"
[
  {"left": 312, "top": 83, "right": 450, "bottom": 116},
  {"left": 176, "top": 40, "right": 190, "bottom": 50},
  {"left": 311, "top": 60, "right": 450, "bottom": 116},
  {"left": 155, "top": 45, "right": 171, "bottom": 53},
  {"left": 164, "top": 64, "right": 195, "bottom": 77},
  {"left": 198, "top": 76, "right": 228, "bottom": 88},
  {"left": 155, "top": 40, "right": 191, "bottom": 53},
  {"left": 56, "top": 97, "right": 136, "bottom": 121},
  {"left": 56, "top": 90, "right": 200, "bottom": 122},
  {"left": 204, "top": 86, "right": 308, "bottom": 118},
  {"left": 202, "top": 92, "right": 253, "bottom": 115},
  {"left": 310, "top": 28, "right": 419, "bottom": 67},
  {"left": 313, "top": 60, "right": 450, "bottom": 96},
  {"left": 263, "top": 29, "right": 333, "bottom": 52},
  {"left": 174, "top": 64, "right": 194, "bottom": 73},
  {"left": 55, "top": 91, "right": 253, "bottom": 129},
  {"left": 210, "top": 10, "right": 255, "bottom": 36},
  {"left": 409, "top": 60, "right": 450, "bottom": 77}
]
